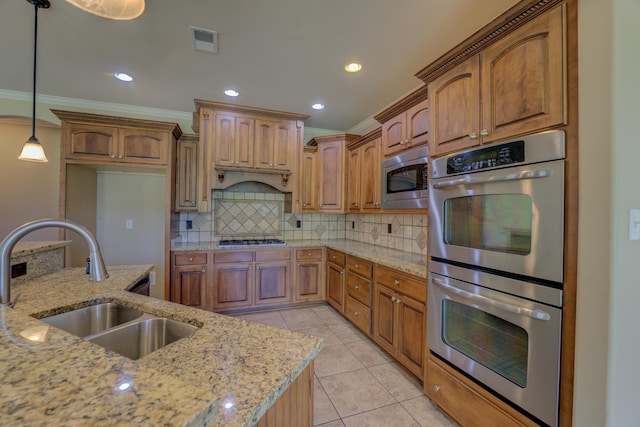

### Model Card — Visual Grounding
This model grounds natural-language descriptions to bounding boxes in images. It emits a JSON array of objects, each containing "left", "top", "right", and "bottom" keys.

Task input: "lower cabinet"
[
  {"left": 171, "top": 252, "right": 208, "bottom": 309},
  {"left": 293, "top": 248, "right": 325, "bottom": 302},
  {"left": 326, "top": 249, "right": 346, "bottom": 312},
  {"left": 255, "top": 250, "right": 291, "bottom": 306},
  {"left": 344, "top": 255, "right": 373, "bottom": 336},
  {"left": 373, "top": 265, "right": 427, "bottom": 379}
]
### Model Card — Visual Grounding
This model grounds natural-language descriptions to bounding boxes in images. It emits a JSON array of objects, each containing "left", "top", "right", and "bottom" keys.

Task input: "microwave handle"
[
  {"left": 431, "top": 169, "right": 552, "bottom": 189},
  {"left": 431, "top": 277, "right": 551, "bottom": 321}
]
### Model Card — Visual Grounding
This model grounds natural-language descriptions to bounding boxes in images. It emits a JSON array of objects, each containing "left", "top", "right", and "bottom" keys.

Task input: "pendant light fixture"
[
  {"left": 18, "top": 0, "right": 50, "bottom": 163},
  {"left": 65, "top": 0, "right": 145, "bottom": 20}
]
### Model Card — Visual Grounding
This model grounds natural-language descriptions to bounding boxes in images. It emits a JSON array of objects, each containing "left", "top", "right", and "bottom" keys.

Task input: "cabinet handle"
[
  {"left": 480, "top": 129, "right": 489, "bottom": 137},
  {"left": 340, "top": 271, "right": 344, "bottom": 275},
  {"left": 110, "top": 154, "right": 116, "bottom": 159},
  {"left": 355, "top": 285, "right": 360, "bottom": 289},
  {"left": 354, "top": 312, "right": 359, "bottom": 317},
  {"left": 297, "top": 263, "right": 301, "bottom": 267},
  {"left": 391, "top": 296, "right": 397, "bottom": 303},
  {"left": 355, "top": 264, "right": 360, "bottom": 269},
  {"left": 469, "top": 132, "right": 478, "bottom": 140},
  {"left": 201, "top": 269, "right": 206, "bottom": 273},
  {"left": 433, "top": 385, "right": 441, "bottom": 393},
  {"left": 395, "top": 298, "right": 401, "bottom": 304},
  {"left": 118, "top": 155, "right": 123, "bottom": 159},
  {"left": 394, "top": 279, "right": 400, "bottom": 286}
]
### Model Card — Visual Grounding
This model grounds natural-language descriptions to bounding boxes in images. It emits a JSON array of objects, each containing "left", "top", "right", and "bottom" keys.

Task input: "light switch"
[
  {"left": 126, "top": 219, "right": 133, "bottom": 229},
  {"left": 630, "top": 209, "right": 640, "bottom": 240}
]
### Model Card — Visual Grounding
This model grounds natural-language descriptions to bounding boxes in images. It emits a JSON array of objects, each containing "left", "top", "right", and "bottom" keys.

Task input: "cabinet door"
[
  {"left": 429, "top": 55, "right": 481, "bottom": 157},
  {"left": 381, "top": 114, "right": 406, "bottom": 157},
  {"left": 214, "top": 114, "right": 254, "bottom": 168},
  {"left": 301, "top": 148, "right": 318, "bottom": 211},
  {"left": 326, "top": 262, "right": 345, "bottom": 312},
  {"left": 255, "top": 261, "right": 291, "bottom": 306},
  {"left": 172, "top": 265, "right": 206, "bottom": 309},
  {"left": 360, "top": 138, "right": 381, "bottom": 211},
  {"left": 175, "top": 137, "right": 198, "bottom": 211},
  {"left": 119, "top": 128, "right": 168, "bottom": 165},
  {"left": 373, "top": 284, "right": 398, "bottom": 356},
  {"left": 235, "top": 116, "right": 255, "bottom": 168},
  {"left": 347, "top": 147, "right": 361, "bottom": 212},
  {"left": 480, "top": 6, "right": 565, "bottom": 143},
  {"left": 64, "top": 123, "right": 117, "bottom": 161},
  {"left": 406, "top": 100, "right": 430, "bottom": 148},
  {"left": 294, "top": 261, "right": 324, "bottom": 302},
  {"left": 318, "top": 141, "right": 346, "bottom": 213},
  {"left": 397, "top": 293, "right": 426, "bottom": 379},
  {"left": 272, "top": 121, "right": 294, "bottom": 171},
  {"left": 212, "top": 263, "right": 253, "bottom": 309}
]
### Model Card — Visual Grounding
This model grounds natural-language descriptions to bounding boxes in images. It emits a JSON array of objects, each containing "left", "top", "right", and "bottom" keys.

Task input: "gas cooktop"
[{"left": 219, "top": 239, "right": 286, "bottom": 247}]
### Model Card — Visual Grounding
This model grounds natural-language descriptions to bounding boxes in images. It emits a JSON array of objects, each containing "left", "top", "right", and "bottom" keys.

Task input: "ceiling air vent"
[{"left": 190, "top": 26, "right": 218, "bottom": 54}]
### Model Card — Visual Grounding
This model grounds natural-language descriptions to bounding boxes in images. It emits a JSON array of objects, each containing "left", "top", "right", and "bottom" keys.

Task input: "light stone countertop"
[
  {"left": 1, "top": 265, "right": 323, "bottom": 426},
  {"left": 172, "top": 239, "right": 428, "bottom": 278},
  {"left": 10, "top": 240, "right": 71, "bottom": 258}
]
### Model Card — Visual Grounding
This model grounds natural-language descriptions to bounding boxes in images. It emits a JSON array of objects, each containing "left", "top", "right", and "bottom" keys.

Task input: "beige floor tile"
[
  {"left": 315, "top": 421, "right": 345, "bottom": 427},
  {"left": 314, "top": 381, "right": 340, "bottom": 425},
  {"left": 281, "top": 307, "right": 327, "bottom": 330},
  {"left": 243, "top": 311, "right": 289, "bottom": 329},
  {"left": 342, "top": 403, "right": 420, "bottom": 427},
  {"left": 346, "top": 339, "right": 393, "bottom": 367},
  {"left": 329, "top": 323, "right": 368, "bottom": 344},
  {"left": 299, "top": 325, "right": 342, "bottom": 347},
  {"left": 400, "top": 396, "right": 458, "bottom": 427},
  {"left": 318, "top": 368, "right": 396, "bottom": 418},
  {"left": 313, "top": 306, "right": 350, "bottom": 326},
  {"left": 315, "top": 344, "right": 364, "bottom": 377},
  {"left": 369, "top": 363, "right": 423, "bottom": 401}
]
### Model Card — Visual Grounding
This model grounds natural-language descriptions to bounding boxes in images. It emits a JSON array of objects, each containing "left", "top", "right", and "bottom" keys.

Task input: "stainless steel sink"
[
  {"left": 87, "top": 317, "right": 199, "bottom": 360},
  {"left": 39, "top": 303, "right": 143, "bottom": 337}
]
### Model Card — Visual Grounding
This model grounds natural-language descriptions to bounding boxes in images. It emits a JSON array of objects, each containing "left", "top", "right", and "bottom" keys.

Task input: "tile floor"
[{"left": 233, "top": 304, "right": 458, "bottom": 427}]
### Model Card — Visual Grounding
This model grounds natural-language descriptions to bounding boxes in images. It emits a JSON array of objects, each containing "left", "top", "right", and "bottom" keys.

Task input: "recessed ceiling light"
[
  {"left": 344, "top": 63, "right": 362, "bottom": 73},
  {"left": 224, "top": 89, "right": 239, "bottom": 97},
  {"left": 312, "top": 103, "right": 325, "bottom": 110},
  {"left": 114, "top": 72, "right": 133, "bottom": 82}
]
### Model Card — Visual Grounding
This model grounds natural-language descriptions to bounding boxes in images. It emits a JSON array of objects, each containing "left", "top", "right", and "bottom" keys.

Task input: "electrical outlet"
[
  {"left": 630, "top": 209, "right": 640, "bottom": 240},
  {"left": 11, "top": 262, "right": 27, "bottom": 279},
  {"left": 296, "top": 220, "right": 301, "bottom": 228},
  {"left": 186, "top": 220, "right": 193, "bottom": 230},
  {"left": 125, "top": 219, "right": 133, "bottom": 229},
  {"left": 352, "top": 221, "right": 355, "bottom": 229},
  {"left": 387, "top": 224, "right": 392, "bottom": 234}
]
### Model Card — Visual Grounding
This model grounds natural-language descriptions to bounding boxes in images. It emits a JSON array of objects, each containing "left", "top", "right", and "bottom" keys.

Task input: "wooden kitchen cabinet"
[
  {"left": 381, "top": 99, "right": 429, "bottom": 157},
  {"left": 347, "top": 129, "right": 382, "bottom": 213},
  {"left": 373, "top": 265, "right": 427, "bottom": 379},
  {"left": 54, "top": 110, "right": 179, "bottom": 166},
  {"left": 254, "top": 249, "right": 291, "bottom": 306},
  {"left": 344, "top": 255, "right": 374, "bottom": 336},
  {"left": 326, "top": 248, "right": 346, "bottom": 312},
  {"left": 210, "top": 251, "right": 254, "bottom": 310},
  {"left": 293, "top": 248, "right": 325, "bottom": 302},
  {"left": 174, "top": 134, "right": 199, "bottom": 211},
  {"left": 255, "top": 119, "right": 295, "bottom": 171},
  {"left": 171, "top": 252, "right": 209, "bottom": 309},
  {"left": 213, "top": 112, "right": 255, "bottom": 169},
  {"left": 300, "top": 145, "right": 318, "bottom": 212},
  {"left": 428, "top": 5, "right": 565, "bottom": 157},
  {"left": 313, "top": 134, "right": 360, "bottom": 213}
]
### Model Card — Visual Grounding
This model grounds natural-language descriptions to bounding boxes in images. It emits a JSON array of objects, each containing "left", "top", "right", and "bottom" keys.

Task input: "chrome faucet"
[{"left": 0, "top": 219, "right": 109, "bottom": 306}]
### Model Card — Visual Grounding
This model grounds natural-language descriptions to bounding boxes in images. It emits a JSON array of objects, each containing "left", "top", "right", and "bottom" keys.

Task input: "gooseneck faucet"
[{"left": 0, "top": 219, "right": 109, "bottom": 306}]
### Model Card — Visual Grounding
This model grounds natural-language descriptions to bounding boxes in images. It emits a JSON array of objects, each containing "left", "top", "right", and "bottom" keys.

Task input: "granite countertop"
[
  {"left": 10, "top": 240, "right": 71, "bottom": 258},
  {"left": 172, "top": 239, "right": 427, "bottom": 278},
  {"left": 1, "top": 265, "right": 323, "bottom": 426}
]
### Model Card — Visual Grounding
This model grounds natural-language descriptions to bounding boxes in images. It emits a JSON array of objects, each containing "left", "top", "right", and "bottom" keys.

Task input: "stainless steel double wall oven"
[{"left": 427, "top": 130, "right": 566, "bottom": 427}]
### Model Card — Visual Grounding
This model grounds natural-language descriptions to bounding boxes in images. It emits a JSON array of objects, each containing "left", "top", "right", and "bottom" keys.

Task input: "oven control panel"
[{"left": 446, "top": 140, "right": 525, "bottom": 174}]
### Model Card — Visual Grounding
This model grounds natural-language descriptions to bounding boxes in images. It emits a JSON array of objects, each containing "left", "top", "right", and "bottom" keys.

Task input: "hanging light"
[
  {"left": 65, "top": 0, "right": 145, "bottom": 20},
  {"left": 19, "top": 0, "right": 50, "bottom": 163}
]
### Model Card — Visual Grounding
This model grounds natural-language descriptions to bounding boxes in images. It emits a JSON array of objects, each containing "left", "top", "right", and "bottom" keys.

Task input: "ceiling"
[{"left": 0, "top": 0, "right": 519, "bottom": 132}]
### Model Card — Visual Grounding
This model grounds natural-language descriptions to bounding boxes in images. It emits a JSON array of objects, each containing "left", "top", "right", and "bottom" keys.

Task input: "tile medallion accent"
[{"left": 215, "top": 198, "right": 282, "bottom": 236}]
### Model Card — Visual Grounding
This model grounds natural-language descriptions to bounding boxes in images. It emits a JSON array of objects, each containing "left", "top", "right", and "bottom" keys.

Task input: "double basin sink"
[{"left": 38, "top": 303, "right": 199, "bottom": 360}]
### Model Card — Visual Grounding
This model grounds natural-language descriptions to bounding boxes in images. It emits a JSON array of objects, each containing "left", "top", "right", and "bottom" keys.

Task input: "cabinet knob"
[
  {"left": 297, "top": 263, "right": 301, "bottom": 267},
  {"left": 480, "top": 129, "right": 489, "bottom": 137},
  {"left": 395, "top": 298, "right": 401, "bottom": 304},
  {"left": 394, "top": 279, "right": 400, "bottom": 286},
  {"left": 355, "top": 285, "right": 360, "bottom": 289},
  {"left": 118, "top": 155, "right": 123, "bottom": 159},
  {"left": 191, "top": 201, "right": 196, "bottom": 206},
  {"left": 307, "top": 252, "right": 312, "bottom": 256},
  {"left": 355, "top": 264, "right": 360, "bottom": 269},
  {"left": 189, "top": 257, "right": 193, "bottom": 262},
  {"left": 469, "top": 132, "right": 478, "bottom": 140},
  {"left": 354, "top": 312, "right": 359, "bottom": 317},
  {"left": 201, "top": 269, "right": 206, "bottom": 273},
  {"left": 110, "top": 154, "right": 116, "bottom": 159},
  {"left": 391, "top": 296, "right": 397, "bottom": 302},
  {"left": 340, "top": 271, "right": 344, "bottom": 275},
  {"left": 433, "top": 385, "right": 441, "bottom": 393}
]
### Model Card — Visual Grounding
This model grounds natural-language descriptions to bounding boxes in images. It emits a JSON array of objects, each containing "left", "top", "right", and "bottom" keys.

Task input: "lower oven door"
[{"left": 428, "top": 262, "right": 562, "bottom": 427}]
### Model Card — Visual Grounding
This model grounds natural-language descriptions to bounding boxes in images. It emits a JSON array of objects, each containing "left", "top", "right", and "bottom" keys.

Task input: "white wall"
[
  {"left": 96, "top": 171, "right": 166, "bottom": 299},
  {"left": 575, "top": 0, "right": 640, "bottom": 426},
  {"left": 0, "top": 120, "right": 60, "bottom": 241}
]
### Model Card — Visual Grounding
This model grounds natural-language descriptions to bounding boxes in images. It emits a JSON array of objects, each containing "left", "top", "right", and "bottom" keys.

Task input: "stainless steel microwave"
[{"left": 381, "top": 145, "right": 428, "bottom": 210}]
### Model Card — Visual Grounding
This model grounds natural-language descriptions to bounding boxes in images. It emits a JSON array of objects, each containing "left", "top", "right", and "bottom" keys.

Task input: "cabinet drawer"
[
  {"left": 375, "top": 266, "right": 426, "bottom": 303},
  {"left": 296, "top": 248, "right": 323, "bottom": 261},
  {"left": 426, "top": 357, "right": 530, "bottom": 427},
  {"left": 346, "top": 274, "right": 372, "bottom": 307},
  {"left": 255, "top": 249, "right": 291, "bottom": 262},
  {"left": 174, "top": 252, "right": 208, "bottom": 266},
  {"left": 326, "top": 248, "right": 345, "bottom": 267},
  {"left": 347, "top": 256, "right": 373, "bottom": 279},
  {"left": 345, "top": 295, "right": 371, "bottom": 336},
  {"left": 214, "top": 251, "right": 253, "bottom": 263}
]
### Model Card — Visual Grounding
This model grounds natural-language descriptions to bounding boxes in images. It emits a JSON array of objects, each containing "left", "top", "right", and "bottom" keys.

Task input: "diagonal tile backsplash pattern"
[{"left": 173, "top": 191, "right": 427, "bottom": 256}]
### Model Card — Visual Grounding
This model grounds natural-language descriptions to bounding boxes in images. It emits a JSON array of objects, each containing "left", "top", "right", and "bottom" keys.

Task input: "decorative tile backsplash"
[{"left": 172, "top": 191, "right": 427, "bottom": 255}]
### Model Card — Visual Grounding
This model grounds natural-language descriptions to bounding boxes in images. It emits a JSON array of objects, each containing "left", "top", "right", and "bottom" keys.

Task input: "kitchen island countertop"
[{"left": 0, "top": 265, "right": 322, "bottom": 426}]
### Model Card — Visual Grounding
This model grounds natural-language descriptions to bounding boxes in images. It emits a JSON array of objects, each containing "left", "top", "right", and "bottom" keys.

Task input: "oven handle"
[
  {"left": 431, "top": 169, "right": 552, "bottom": 189},
  {"left": 431, "top": 277, "right": 551, "bottom": 321}
]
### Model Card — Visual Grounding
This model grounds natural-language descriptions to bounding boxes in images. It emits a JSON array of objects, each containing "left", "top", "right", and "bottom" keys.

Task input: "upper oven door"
[{"left": 429, "top": 157, "right": 564, "bottom": 283}]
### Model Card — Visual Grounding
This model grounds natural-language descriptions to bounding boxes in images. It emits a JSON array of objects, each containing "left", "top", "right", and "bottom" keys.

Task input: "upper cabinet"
[
  {"left": 425, "top": 5, "right": 566, "bottom": 157},
  {"left": 54, "top": 110, "right": 181, "bottom": 166},
  {"left": 301, "top": 145, "right": 318, "bottom": 212},
  {"left": 213, "top": 113, "right": 255, "bottom": 169},
  {"left": 175, "top": 134, "right": 199, "bottom": 212},
  {"left": 254, "top": 119, "right": 295, "bottom": 171},
  {"left": 347, "top": 129, "right": 382, "bottom": 213},
  {"left": 375, "top": 86, "right": 429, "bottom": 158}
]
